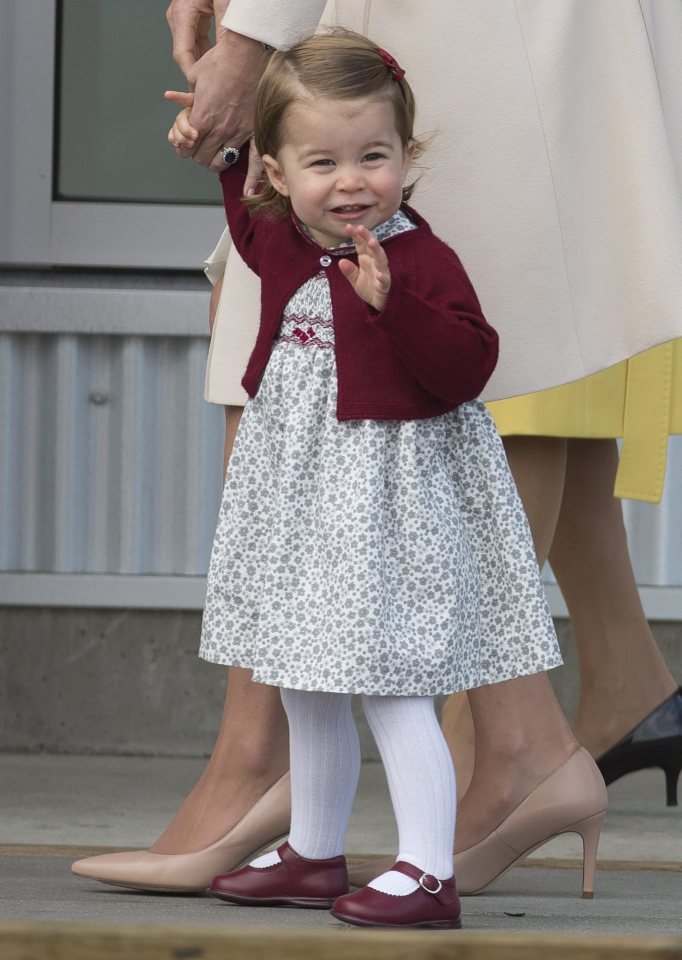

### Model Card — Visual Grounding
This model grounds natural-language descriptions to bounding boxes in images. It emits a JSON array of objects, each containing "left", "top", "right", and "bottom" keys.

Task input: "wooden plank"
[{"left": 0, "top": 923, "right": 681, "bottom": 960}]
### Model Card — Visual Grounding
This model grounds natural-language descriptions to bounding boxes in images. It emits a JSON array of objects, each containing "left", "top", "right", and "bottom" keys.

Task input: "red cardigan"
[{"left": 220, "top": 155, "right": 498, "bottom": 421}]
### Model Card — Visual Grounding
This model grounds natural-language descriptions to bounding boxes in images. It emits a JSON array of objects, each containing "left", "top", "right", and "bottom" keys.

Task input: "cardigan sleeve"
[
  {"left": 219, "top": 148, "right": 266, "bottom": 278},
  {"left": 221, "top": 0, "right": 328, "bottom": 50},
  {"left": 369, "top": 239, "right": 499, "bottom": 405}
]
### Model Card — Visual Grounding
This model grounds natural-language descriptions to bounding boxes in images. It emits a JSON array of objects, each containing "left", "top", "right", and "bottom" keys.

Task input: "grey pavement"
[
  {"left": 2, "top": 855, "right": 681, "bottom": 935},
  {"left": 0, "top": 753, "right": 681, "bottom": 935}
]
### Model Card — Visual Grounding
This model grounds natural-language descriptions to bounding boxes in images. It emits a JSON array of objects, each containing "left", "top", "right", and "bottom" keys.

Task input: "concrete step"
[{"left": 2, "top": 608, "right": 681, "bottom": 757}]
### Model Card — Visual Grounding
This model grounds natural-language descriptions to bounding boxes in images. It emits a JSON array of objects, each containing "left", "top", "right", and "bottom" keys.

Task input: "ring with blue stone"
[{"left": 220, "top": 145, "right": 240, "bottom": 167}]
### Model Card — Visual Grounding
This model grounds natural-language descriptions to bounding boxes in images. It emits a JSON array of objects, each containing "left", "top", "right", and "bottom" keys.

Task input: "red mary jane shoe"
[
  {"left": 209, "top": 841, "right": 348, "bottom": 909},
  {"left": 331, "top": 861, "right": 462, "bottom": 929}
]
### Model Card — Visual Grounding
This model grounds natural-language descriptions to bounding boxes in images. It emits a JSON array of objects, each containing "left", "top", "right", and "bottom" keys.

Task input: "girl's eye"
[
  {"left": 310, "top": 159, "right": 334, "bottom": 167},
  {"left": 363, "top": 152, "right": 385, "bottom": 162}
]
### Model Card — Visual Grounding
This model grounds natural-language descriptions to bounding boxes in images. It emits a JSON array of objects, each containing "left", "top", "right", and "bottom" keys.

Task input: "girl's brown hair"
[{"left": 246, "top": 29, "right": 424, "bottom": 218}]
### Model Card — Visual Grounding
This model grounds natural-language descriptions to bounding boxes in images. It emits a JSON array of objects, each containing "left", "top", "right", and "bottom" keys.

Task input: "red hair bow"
[{"left": 376, "top": 47, "right": 405, "bottom": 82}]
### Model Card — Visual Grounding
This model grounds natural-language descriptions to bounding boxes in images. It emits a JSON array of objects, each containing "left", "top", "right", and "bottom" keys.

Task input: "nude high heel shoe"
[
  {"left": 347, "top": 748, "right": 607, "bottom": 897},
  {"left": 454, "top": 747, "right": 607, "bottom": 898},
  {"left": 71, "top": 772, "right": 290, "bottom": 892}
]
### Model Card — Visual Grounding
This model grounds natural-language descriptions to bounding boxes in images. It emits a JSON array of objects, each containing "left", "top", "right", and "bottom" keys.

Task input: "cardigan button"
[{"left": 319, "top": 255, "right": 332, "bottom": 267}]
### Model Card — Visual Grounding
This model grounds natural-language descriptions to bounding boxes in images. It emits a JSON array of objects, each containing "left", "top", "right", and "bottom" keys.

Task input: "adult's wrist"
[
  {"left": 188, "top": 27, "right": 270, "bottom": 93},
  {"left": 216, "top": 28, "right": 270, "bottom": 62}
]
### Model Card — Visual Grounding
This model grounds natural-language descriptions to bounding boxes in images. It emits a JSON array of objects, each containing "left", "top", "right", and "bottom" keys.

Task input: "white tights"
[{"left": 250, "top": 689, "right": 456, "bottom": 894}]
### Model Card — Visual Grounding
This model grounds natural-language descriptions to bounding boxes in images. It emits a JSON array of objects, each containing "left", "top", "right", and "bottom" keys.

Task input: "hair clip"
[{"left": 376, "top": 47, "right": 405, "bottom": 82}]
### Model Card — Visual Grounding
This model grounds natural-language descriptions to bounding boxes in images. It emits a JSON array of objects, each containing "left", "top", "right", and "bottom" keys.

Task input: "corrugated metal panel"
[
  {"left": 541, "top": 438, "right": 682, "bottom": 590},
  {"left": 621, "top": 437, "right": 682, "bottom": 586},
  {"left": 0, "top": 332, "right": 224, "bottom": 575},
  {"left": 1, "top": 331, "right": 681, "bottom": 586}
]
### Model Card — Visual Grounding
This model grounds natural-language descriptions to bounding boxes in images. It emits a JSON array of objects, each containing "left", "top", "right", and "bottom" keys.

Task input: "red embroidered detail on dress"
[
  {"left": 283, "top": 313, "right": 334, "bottom": 330},
  {"left": 278, "top": 330, "right": 334, "bottom": 350},
  {"left": 278, "top": 334, "right": 333, "bottom": 349},
  {"left": 290, "top": 325, "right": 329, "bottom": 346}
]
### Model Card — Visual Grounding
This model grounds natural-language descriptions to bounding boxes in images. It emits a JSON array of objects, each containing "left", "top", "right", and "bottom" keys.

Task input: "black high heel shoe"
[{"left": 596, "top": 688, "right": 682, "bottom": 807}]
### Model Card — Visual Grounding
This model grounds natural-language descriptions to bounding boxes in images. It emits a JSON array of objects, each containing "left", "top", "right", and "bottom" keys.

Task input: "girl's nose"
[{"left": 336, "top": 167, "right": 365, "bottom": 191}]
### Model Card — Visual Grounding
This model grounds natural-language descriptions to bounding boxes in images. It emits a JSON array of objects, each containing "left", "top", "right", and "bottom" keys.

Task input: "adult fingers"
[
  {"left": 194, "top": 119, "right": 253, "bottom": 171},
  {"left": 192, "top": 13, "right": 213, "bottom": 62},
  {"left": 206, "top": 140, "right": 249, "bottom": 173},
  {"left": 166, "top": 0, "right": 212, "bottom": 76}
]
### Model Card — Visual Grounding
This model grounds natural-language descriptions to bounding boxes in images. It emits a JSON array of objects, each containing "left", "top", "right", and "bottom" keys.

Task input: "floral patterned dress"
[{"left": 199, "top": 211, "right": 562, "bottom": 696}]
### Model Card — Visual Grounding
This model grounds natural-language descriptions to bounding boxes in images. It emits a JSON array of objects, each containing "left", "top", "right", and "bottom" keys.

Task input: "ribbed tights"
[{"left": 249, "top": 689, "right": 456, "bottom": 895}]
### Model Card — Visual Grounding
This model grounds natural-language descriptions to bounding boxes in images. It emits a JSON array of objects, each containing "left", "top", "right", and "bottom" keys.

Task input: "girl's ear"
[
  {"left": 261, "top": 154, "right": 289, "bottom": 197},
  {"left": 402, "top": 139, "right": 416, "bottom": 178}
]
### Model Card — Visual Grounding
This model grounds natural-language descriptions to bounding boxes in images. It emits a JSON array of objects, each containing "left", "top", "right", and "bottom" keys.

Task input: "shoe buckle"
[{"left": 418, "top": 873, "right": 442, "bottom": 895}]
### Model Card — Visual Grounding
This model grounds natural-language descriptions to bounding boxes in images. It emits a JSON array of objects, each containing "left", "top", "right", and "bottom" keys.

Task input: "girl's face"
[{"left": 262, "top": 96, "right": 414, "bottom": 249}]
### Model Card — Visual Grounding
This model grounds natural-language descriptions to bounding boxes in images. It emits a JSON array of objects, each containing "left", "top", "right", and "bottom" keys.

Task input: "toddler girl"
[{"left": 168, "top": 29, "right": 561, "bottom": 929}]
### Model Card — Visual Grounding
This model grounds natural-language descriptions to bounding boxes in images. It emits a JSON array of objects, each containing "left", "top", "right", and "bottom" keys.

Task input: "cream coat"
[{"left": 205, "top": 0, "right": 682, "bottom": 405}]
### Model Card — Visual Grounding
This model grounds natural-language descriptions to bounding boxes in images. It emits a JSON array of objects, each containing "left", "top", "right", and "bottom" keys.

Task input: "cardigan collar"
[{"left": 293, "top": 208, "right": 417, "bottom": 257}]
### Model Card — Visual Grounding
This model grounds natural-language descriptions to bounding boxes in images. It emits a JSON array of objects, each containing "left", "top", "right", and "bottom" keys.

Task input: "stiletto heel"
[
  {"left": 572, "top": 811, "right": 605, "bottom": 899},
  {"left": 596, "top": 688, "right": 682, "bottom": 807},
  {"left": 663, "top": 760, "right": 681, "bottom": 807}
]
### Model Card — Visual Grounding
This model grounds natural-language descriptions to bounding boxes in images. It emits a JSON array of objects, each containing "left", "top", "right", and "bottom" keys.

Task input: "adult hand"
[
  {"left": 166, "top": 0, "right": 228, "bottom": 76},
  {"left": 185, "top": 31, "right": 268, "bottom": 171},
  {"left": 166, "top": 1, "right": 268, "bottom": 172}
]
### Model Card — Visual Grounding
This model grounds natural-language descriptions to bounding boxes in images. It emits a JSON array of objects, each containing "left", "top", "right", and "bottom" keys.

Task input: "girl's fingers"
[
  {"left": 174, "top": 144, "right": 197, "bottom": 158},
  {"left": 345, "top": 223, "right": 370, "bottom": 243},
  {"left": 344, "top": 224, "right": 391, "bottom": 304},
  {"left": 164, "top": 89, "right": 194, "bottom": 108},
  {"left": 349, "top": 227, "right": 373, "bottom": 259},
  {"left": 175, "top": 109, "right": 198, "bottom": 133},
  {"left": 178, "top": 115, "right": 199, "bottom": 138},
  {"left": 168, "top": 105, "right": 200, "bottom": 149},
  {"left": 169, "top": 127, "right": 197, "bottom": 154},
  {"left": 166, "top": 93, "right": 199, "bottom": 149},
  {"left": 349, "top": 224, "right": 371, "bottom": 246},
  {"left": 349, "top": 225, "right": 385, "bottom": 263},
  {"left": 338, "top": 258, "right": 359, "bottom": 284}
]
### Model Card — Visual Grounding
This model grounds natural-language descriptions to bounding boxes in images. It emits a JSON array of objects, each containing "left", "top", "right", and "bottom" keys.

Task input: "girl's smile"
[{"left": 262, "top": 97, "right": 415, "bottom": 249}]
